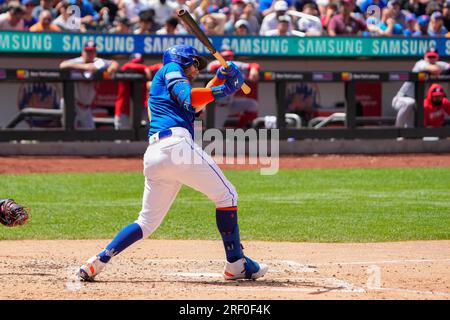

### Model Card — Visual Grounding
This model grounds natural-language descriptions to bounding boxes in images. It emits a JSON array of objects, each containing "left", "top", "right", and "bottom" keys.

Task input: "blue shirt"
[
  {"left": 148, "top": 62, "right": 195, "bottom": 138},
  {"left": 359, "top": 0, "right": 387, "bottom": 14},
  {"left": 70, "top": 0, "right": 99, "bottom": 20}
]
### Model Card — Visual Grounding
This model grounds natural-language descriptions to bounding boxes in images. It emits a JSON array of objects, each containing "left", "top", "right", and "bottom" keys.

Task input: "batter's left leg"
[{"left": 177, "top": 140, "right": 268, "bottom": 280}]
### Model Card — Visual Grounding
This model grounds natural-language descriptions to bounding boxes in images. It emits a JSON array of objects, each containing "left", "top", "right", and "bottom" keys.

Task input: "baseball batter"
[{"left": 79, "top": 45, "right": 268, "bottom": 281}]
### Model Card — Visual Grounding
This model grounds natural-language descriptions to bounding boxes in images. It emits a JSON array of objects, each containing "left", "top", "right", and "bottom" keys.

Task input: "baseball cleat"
[
  {"left": 223, "top": 256, "right": 268, "bottom": 280},
  {"left": 78, "top": 255, "right": 106, "bottom": 282}
]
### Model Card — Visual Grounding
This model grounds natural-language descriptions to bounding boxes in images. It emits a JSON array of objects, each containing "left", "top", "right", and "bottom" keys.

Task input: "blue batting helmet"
[{"left": 163, "top": 45, "right": 207, "bottom": 70}]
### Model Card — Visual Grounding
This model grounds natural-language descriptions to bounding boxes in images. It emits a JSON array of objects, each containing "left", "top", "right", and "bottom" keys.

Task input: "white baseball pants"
[{"left": 136, "top": 127, "right": 238, "bottom": 238}]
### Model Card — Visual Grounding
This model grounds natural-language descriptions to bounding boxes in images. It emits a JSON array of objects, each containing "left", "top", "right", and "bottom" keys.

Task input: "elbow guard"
[{"left": 170, "top": 80, "right": 193, "bottom": 113}]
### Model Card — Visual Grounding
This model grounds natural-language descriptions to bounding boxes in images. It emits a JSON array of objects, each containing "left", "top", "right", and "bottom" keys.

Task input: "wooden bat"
[{"left": 177, "top": 9, "right": 251, "bottom": 95}]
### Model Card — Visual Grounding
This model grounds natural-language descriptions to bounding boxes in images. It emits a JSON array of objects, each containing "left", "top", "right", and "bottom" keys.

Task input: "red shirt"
[
  {"left": 423, "top": 84, "right": 450, "bottom": 127},
  {"left": 327, "top": 14, "right": 366, "bottom": 35},
  {"left": 114, "top": 62, "right": 148, "bottom": 117}
]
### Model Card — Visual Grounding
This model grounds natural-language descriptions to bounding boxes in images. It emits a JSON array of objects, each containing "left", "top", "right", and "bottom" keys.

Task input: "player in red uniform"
[
  {"left": 424, "top": 83, "right": 450, "bottom": 127},
  {"left": 114, "top": 53, "right": 150, "bottom": 130}
]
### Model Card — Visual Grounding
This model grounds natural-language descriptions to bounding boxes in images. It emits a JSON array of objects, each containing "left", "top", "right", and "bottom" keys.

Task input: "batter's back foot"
[{"left": 223, "top": 256, "right": 268, "bottom": 280}]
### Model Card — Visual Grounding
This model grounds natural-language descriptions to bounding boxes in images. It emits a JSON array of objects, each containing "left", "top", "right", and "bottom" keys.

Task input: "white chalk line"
[
  {"left": 369, "top": 287, "right": 450, "bottom": 297},
  {"left": 315, "top": 258, "right": 450, "bottom": 266},
  {"left": 157, "top": 258, "right": 450, "bottom": 297}
]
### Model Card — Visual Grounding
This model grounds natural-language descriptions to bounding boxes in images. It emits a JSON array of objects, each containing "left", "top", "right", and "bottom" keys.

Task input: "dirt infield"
[
  {"left": 0, "top": 155, "right": 449, "bottom": 300},
  {"left": 0, "top": 240, "right": 449, "bottom": 300},
  {"left": 1, "top": 154, "right": 450, "bottom": 174}
]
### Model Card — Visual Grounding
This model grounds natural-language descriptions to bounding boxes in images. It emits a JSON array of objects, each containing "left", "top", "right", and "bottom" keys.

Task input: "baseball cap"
[
  {"left": 277, "top": 14, "right": 291, "bottom": 23},
  {"left": 431, "top": 11, "right": 443, "bottom": 20},
  {"left": 21, "top": 0, "right": 34, "bottom": 6},
  {"left": 116, "top": 16, "right": 130, "bottom": 26},
  {"left": 8, "top": 2, "right": 25, "bottom": 14},
  {"left": 207, "top": 5, "right": 219, "bottom": 13},
  {"left": 231, "top": 0, "right": 244, "bottom": 4},
  {"left": 417, "top": 15, "right": 430, "bottom": 25},
  {"left": 431, "top": 86, "right": 445, "bottom": 96},
  {"left": 234, "top": 19, "right": 250, "bottom": 29},
  {"left": 405, "top": 13, "right": 416, "bottom": 22},
  {"left": 274, "top": 0, "right": 288, "bottom": 11},
  {"left": 444, "top": 1, "right": 450, "bottom": 9},
  {"left": 424, "top": 47, "right": 439, "bottom": 59},
  {"left": 129, "top": 53, "right": 144, "bottom": 63},
  {"left": 83, "top": 40, "right": 96, "bottom": 51}
]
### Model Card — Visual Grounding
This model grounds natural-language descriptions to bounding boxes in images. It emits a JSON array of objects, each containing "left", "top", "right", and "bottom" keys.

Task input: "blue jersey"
[{"left": 147, "top": 62, "right": 195, "bottom": 138}]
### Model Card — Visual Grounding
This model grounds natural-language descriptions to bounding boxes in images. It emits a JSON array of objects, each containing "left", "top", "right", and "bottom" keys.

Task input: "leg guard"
[{"left": 216, "top": 207, "right": 244, "bottom": 263}]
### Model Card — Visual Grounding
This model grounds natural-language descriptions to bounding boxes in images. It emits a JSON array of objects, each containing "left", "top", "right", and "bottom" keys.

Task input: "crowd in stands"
[{"left": 0, "top": 0, "right": 449, "bottom": 37}]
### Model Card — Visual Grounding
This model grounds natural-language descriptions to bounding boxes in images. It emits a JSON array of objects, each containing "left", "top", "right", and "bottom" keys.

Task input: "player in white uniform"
[
  {"left": 78, "top": 45, "right": 268, "bottom": 282},
  {"left": 60, "top": 40, "right": 119, "bottom": 129},
  {"left": 392, "top": 48, "right": 450, "bottom": 128}
]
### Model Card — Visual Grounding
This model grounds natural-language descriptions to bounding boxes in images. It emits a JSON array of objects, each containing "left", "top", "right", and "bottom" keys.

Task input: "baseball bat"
[{"left": 177, "top": 9, "right": 251, "bottom": 95}]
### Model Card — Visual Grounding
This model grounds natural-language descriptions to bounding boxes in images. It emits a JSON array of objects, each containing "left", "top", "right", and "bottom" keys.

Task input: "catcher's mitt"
[{"left": 0, "top": 199, "right": 29, "bottom": 227}]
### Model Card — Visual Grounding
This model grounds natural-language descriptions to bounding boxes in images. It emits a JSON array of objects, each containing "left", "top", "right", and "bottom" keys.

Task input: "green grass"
[{"left": 1, "top": 168, "right": 449, "bottom": 242}]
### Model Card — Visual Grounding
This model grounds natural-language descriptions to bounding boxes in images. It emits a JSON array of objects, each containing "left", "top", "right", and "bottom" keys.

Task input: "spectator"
[
  {"left": 156, "top": 16, "right": 182, "bottom": 34},
  {"left": 386, "top": 0, "right": 409, "bottom": 28},
  {"left": 424, "top": 84, "right": 450, "bottom": 127},
  {"left": 0, "top": 2, "right": 25, "bottom": 30},
  {"left": 327, "top": 0, "right": 367, "bottom": 36},
  {"left": 234, "top": 18, "right": 251, "bottom": 35},
  {"left": 297, "top": 2, "right": 323, "bottom": 36},
  {"left": 108, "top": 15, "right": 131, "bottom": 33},
  {"left": 260, "top": 0, "right": 292, "bottom": 35},
  {"left": 403, "top": 12, "right": 417, "bottom": 36},
  {"left": 428, "top": 11, "right": 448, "bottom": 36},
  {"left": 224, "top": 0, "right": 247, "bottom": 35},
  {"left": 114, "top": 53, "right": 151, "bottom": 130},
  {"left": 240, "top": 0, "right": 260, "bottom": 35},
  {"left": 391, "top": 48, "right": 450, "bottom": 128},
  {"left": 403, "top": 0, "right": 427, "bottom": 17},
  {"left": 444, "top": 1, "right": 450, "bottom": 31},
  {"left": 29, "top": 9, "right": 61, "bottom": 31},
  {"left": 413, "top": 14, "right": 430, "bottom": 36},
  {"left": 264, "top": 14, "right": 293, "bottom": 35},
  {"left": 70, "top": 0, "right": 99, "bottom": 29},
  {"left": 260, "top": 0, "right": 294, "bottom": 17},
  {"left": 367, "top": 6, "right": 404, "bottom": 36},
  {"left": 59, "top": 40, "right": 119, "bottom": 129},
  {"left": 149, "top": 0, "right": 178, "bottom": 28},
  {"left": 54, "top": 0, "right": 85, "bottom": 32},
  {"left": 200, "top": 12, "right": 226, "bottom": 35},
  {"left": 32, "top": 0, "right": 57, "bottom": 20},
  {"left": 359, "top": 0, "right": 388, "bottom": 15},
  {"left": 119, "top": 0, "right": 149, "bottom": 24},
  {"left": 425, "top": 0, "right": 441, "bottom": 16},
  {"left": 321, "top": 2, "right": 338, "bottom": 29},
  {"left": 93, "top": 0, "right": 119, "bottom": 25},
  {"left": 206, "top": 46, "right": 260, "bottom": 129},
  {"left": 133, "top": 9, "right": 156, "bottom": 34},
  {"left": 22, "top": 0, "right": 37, "bottom": 29}
]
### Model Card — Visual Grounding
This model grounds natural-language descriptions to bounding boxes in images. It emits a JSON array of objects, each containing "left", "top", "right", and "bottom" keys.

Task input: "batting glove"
[
  {"left": 212, "top": 71, "right": 244, "bottom": 100},
  {"left": 216, "top": 62, "right": 241, "bottom": 81}
]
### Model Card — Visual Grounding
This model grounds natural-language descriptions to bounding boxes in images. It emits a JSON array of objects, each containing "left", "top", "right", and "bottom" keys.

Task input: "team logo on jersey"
[{"left": 17, "top": 82, "right": 61, "bottom": 128}]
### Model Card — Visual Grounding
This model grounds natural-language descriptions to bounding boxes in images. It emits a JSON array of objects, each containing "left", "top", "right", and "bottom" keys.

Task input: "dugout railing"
[{"left": 0, "top": 69, "right": 450, "bottom": 142}]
